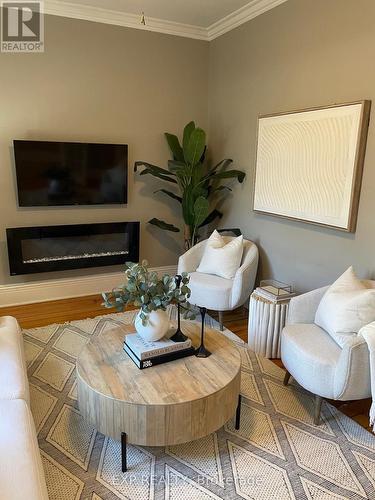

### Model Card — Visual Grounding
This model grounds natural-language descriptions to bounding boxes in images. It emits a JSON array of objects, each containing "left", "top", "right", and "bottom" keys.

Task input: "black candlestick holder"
[
  {"left": 170, "top": 275, "right": 189, "bottom": 343},
  {"left": 195, "top": 306, "right": 211, "bottom": 358}
]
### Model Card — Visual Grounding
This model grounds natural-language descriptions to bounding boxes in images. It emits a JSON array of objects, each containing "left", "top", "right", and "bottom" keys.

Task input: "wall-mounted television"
[{"left": 13, "top": 140, "right": 128, "bottom": 207}]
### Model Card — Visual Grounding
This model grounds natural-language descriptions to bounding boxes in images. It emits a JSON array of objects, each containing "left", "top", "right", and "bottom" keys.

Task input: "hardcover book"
[
  {"left": 123, "top": 343, "right": 196, "bottom": 369},
  {"left": 124, "top": 332, "right": 191, "bottom": 360},
  {"left": 254, "top": 287, "right": 295, "bottom": 302}
]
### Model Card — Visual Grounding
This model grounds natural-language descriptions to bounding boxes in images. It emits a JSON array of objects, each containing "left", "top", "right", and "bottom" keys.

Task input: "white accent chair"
[
  {"left": 178, "top": 235, "right": 259, "bottom": 330},
  {"left": 281, "top": 282, "right": 374, "bottom": 425}
]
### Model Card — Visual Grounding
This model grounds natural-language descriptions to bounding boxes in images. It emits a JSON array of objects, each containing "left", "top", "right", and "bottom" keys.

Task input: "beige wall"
[
  {"left": 208, "top": 0, "right": 375, "bottom": 292},
  {"left": 0, "top": 15, "right": 208, "bottom": 285},
  {"left": 3, "top": 1, "right": 375, "bottom": 293}
]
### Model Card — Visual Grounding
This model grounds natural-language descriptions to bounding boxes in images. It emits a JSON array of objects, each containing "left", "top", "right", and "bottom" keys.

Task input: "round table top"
[{"left": 76, "top": 321, "right": 241, "bottom": 407}]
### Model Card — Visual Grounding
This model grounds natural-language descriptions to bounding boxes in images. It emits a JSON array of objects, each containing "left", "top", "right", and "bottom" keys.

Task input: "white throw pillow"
[
  {"left": 197, "top": 230, "right": 244, "bottom": 280},
  {"left": 315, "top": 266, "right": 375, "bottom": 347}
]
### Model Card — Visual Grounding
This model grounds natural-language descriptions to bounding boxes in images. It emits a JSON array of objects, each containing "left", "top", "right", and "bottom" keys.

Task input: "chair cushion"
[
  {"left": 281, "top": 323, "right": 341, "bottom": 398},
  {"left": 197, "top": 230, "right": 243, "bottom": 279},
  {"left": 187, "top": 272, "right": 233, "bottom": 310},
  {"left": 315, "top": 266, "right": 375, "bottom": 347},
  {"left": 0, "top": 399, "right": 49, "bottom": 500},
  {"left": 0, "top": 316, "right": 29, "bottom": 403}
]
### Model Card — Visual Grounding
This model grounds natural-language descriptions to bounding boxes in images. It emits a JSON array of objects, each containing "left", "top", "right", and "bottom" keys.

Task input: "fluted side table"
[{"left": 248, "top": 290, "right": 293, "bottom": 358}]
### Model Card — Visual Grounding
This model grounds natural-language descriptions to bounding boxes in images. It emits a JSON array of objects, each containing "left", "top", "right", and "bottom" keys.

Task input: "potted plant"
[
  {"left": 134, "top": 121, "right": 246, "bottom": 250},
  {"left": 102, "top": 261, "right": 194, "bottom": 342}
]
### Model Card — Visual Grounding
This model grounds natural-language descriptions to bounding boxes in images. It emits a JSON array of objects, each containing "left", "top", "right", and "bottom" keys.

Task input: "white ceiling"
[
  {"left": 44, "top": 0, "right": 289, "bottom": 40},
  {"left": 61, "top": 0, "right": 251, "bottom": 27}
]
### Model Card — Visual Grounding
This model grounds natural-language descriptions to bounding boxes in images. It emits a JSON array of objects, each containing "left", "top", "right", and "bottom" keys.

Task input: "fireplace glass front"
[{"left": 6, "top": 222, "right": 140, "bottom": 275}]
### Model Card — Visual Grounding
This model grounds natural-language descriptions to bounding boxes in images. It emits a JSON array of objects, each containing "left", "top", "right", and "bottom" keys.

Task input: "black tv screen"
[{"left": 13, "top": 140, "right": 128, "bottom": 207}]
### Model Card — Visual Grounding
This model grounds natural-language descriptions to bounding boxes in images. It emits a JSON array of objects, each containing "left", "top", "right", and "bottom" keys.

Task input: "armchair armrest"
[
  {"left": 334, "top": 333, "right": 371, "bottom": 400},
  {"left": 177, "top": 239, "right": 207, "bottom": 274},
  {"left": 287, "top": 286, "right": 329, "bottom": 325},
  {"left": 231, "top": 244, "right": 259, "bottom": 308}
]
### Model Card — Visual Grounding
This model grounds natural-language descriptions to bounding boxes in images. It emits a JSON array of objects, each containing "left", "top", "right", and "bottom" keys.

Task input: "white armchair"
[
  {"left": 178, "top": 235, "right": 259, "bottom": 330},
  {"left": 281, "top": 283, "right": 373, "bottom": 425}
]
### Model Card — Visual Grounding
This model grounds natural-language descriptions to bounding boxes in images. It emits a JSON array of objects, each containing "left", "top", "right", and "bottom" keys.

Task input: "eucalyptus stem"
[{"left": 102, "top": 261, "right": 195, "bottom": 324}]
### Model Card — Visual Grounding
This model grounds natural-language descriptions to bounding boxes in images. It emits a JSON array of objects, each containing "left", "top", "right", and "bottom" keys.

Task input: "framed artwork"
[{"left": 253, "top": 101, "right": 371, "bottom": 232}]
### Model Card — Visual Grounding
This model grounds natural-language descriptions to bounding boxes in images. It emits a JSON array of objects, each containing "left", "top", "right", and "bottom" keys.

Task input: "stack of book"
[
  {"left": 124, "top": 333, "right": 195, "bottom": 369},
  {"left": 254, "top": 281, "right": 295, "bottom": 302}
]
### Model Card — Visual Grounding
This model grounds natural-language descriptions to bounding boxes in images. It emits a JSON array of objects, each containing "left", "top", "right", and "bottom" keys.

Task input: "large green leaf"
[
  {"left": 209, "top": 169, "right": 246, "bottom": 183},
  {"left": 140, "top": 169, "right": 177, "bottom": 184},
  {"left": 134, "top": 161, "right": 174, "bottom": 176},
  {"left": 218, "top": 158, "right": 233, "bottom": 171},
  {"left": 199, "top": 208, "right": 223, "bottom": 227},
  {"left": 154, "top": 189, "right": 182, "bottom": 203},
  {"left": 184, "top": 128, "right": 206, "bottom": 166},
  {"left": 193, "top": 196, "right": 209, "bottom": 227},
  {"left": 180, "top": 181, "right": 209, "bottom": 227},
  {"left": 181, "top": 185, "right": 195, "bottom": 226},
  {"left": 183, "top": 121, "right": 195, "bottom": 152},
  {"left": 165, "top": 133, "right": 184, "bottom": 162},
  {"left": 134, "top": 162, "right": 177, "bottom": 183},
  {"left": 148, "top": 218, "right": 180, "bottom": 232},
  {"left": 200, "top": 146, "right": 207, "bottom": 164},
  {"left": 210, "top": 185, "right": 232, "bottom": 195},
  {"left": 192, "top": 182, "right": 208, "bottom": 200},
  {"left": 207, "top": 158, "right": 233, "bottom": 175},
  {"left": 168, "top": 160, "right": 186, "bottom": 173},
  {"left": 191, "top": 161, "right": 205, "bottom": 186}
]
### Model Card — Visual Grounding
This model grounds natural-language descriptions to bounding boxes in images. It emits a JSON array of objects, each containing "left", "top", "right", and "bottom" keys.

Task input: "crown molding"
[
  {"left": 207, "top": 0, "right": 289, "bottom": 40},
  {"left": 43, "top": 0, "right": 288, "bottom": 41},
  {"left": 44, "top": 0, "right": 208, "bottom": 40}
]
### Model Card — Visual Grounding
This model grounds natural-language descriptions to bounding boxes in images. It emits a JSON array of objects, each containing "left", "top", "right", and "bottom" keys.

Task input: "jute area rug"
[{"left": 22, "top": 310, "right": 375, "bottom": 500}]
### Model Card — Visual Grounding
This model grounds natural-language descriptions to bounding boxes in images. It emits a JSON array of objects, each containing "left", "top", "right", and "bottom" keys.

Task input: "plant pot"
[{"left": 134, "top": 309, "right": 170, "bottom": 342}]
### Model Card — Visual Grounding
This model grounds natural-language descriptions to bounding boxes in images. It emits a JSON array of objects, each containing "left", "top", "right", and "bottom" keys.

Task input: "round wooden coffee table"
[{"left": 77, "top": 321, "right": 241, "bottom": 468}]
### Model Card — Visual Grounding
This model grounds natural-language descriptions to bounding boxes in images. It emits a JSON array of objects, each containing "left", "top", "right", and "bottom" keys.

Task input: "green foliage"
[
  {"left": 165, "top": 133, "right": 184, "bottom": 162},
  {"left": 193, "top": 196, "right": 210, "bottom": 228},
  {"left": 149, "top": 218, "right": 180, "bottom": 232},
  {"left": 153, "top": 189, "right": 182, "bottom": 203},
  {"left": 102, "top": 261, "right": 195, "bottom": 325},
  {"left": 135, "top": 162, "right": 177, "bottom": 184},
  {"left": 134, "top": 121, "right": 246, "bottom": 248},
  {"left": 184, "top": 128, "right": 206, "bottom": 166},
  {"left": 183, "top": 121, "right": 195, "bottom": 151},
  {"left": 199, "top": 208, "right": 223, "bottom": 228}
]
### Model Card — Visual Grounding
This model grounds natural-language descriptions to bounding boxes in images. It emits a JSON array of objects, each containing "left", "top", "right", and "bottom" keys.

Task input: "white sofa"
[{"left": 0, "top": 316, "right": 49, "bottom": 500}]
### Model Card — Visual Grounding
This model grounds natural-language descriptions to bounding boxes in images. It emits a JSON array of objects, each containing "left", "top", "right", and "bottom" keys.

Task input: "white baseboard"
[{"left": 0, "top": 265, "right": 177, "bottom": 307}]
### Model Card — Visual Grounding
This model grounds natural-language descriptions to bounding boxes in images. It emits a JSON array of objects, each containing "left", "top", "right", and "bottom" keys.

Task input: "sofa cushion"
[
  {"left": 315, "top": 267, "right": 375, "bottom": 347},
  {"left": 0, "top": 316, "right": 30, "bottom": 403},
  {"left": 187, "top": 271, "right": 233, "bottom": 310},
  {"left": 0, "top": 399, "right": 49, "bottom": 500},
  {"left": 197, "top": 230, "right": 243, "bottom": 279},
  {"left": 281, "top": 323, "right": 341, "bottom": 398}
]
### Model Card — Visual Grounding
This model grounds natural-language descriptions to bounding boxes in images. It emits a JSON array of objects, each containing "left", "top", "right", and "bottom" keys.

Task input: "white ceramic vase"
[{"left": 134, "top": 309, "right": 170, "bottom": 342}]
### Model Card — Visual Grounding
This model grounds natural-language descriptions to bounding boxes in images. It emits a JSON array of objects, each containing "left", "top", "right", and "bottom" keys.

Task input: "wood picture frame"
[{"left": 253, "top": 100, "right": 371, "bottom": 232}]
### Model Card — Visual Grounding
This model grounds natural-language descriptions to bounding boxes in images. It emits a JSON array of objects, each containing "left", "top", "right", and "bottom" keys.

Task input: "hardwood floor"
[
  {"left": 0, "top": 294, "right": 119, "bottom": 329},
  {"left": 0, "top": 296, "right": 371, "bottom": 431}
]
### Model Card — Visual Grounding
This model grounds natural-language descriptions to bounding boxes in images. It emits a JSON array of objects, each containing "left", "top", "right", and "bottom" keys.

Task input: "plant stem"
[
  {"left": 191, "top": 226, "right": 196, "bottom": 249},
  {"left": 184, "top": 224, "right": 192, "bottom": 250}
]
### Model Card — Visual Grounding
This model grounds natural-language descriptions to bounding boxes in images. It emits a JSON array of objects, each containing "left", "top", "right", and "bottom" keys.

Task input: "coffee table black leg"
[
  {"left": 121, "top": 432, "right": 127, "bottom": 472},
  {"left": 235, "top": 395, "right": 242, "bottom": 430}
]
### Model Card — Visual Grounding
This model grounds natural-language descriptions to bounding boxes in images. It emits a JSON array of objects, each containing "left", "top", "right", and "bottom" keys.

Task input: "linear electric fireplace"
[{"left": 6, "top": 222, "right": 140, "bottom": 275}]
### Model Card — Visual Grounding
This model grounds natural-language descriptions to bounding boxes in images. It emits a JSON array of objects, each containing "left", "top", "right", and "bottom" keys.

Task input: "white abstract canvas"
[{"left": 254, "top": 102, "right": 370, "bottom": 231}]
